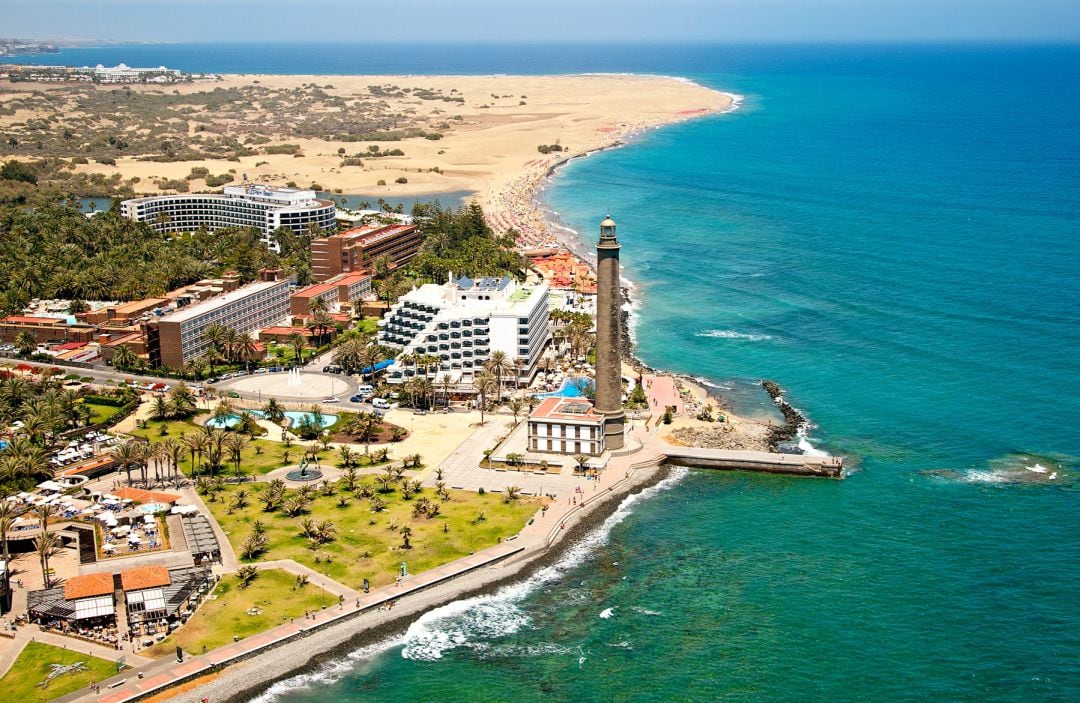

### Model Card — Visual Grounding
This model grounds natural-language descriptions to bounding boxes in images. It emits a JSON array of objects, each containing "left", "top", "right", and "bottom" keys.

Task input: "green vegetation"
[
  {"left": 207, "top": 478, "right": 537, "bottom": 589},
  {"left": 0, "top": 203, "right": 309, "bottom": 314},
  {"left": 408, "top": 201, "right": 526, "bottom": 284},
  {"left": 144, "top": 570, "right": 328, "bottom": 657},
  {"left": 0, "top": 642, "right": 118, "bottom": 703},
  {"left": 128, "top": 414, "right": 286, "bottom": 478},
  {"left": 0, "top": 374, "right": 136, "bottom": 495},
  {"left": 85, "top": 402, "right": 122, "bottom": 424}
]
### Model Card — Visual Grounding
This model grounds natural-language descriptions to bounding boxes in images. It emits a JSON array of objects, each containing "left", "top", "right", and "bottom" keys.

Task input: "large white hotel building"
[
  {"left": 378, "top": 275, "right": 550, "bottom": 386},
  {"left": 121, "top": 184, "right": 336, "bottom": 249}
]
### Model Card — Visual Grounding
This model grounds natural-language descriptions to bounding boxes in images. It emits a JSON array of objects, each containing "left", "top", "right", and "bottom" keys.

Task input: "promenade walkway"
[{"left": 52, "top": 543, "right": 528, "bottom": 703}]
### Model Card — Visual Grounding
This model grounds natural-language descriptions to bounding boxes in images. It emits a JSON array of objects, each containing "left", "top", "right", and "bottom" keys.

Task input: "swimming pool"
[
  {"left": 138, "top": 502, "right": 169, "bottom": 514},
  {"left": 207, "top": 411, "right": 338, "bottom": 429},
  {"left": 532, "top": 377, "right": 592, "bottom": 399}
]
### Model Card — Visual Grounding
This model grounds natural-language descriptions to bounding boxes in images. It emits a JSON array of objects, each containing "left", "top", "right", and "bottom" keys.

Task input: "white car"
[
  {"left": 322, "top": 396, "right": 340, "bottom": 404},
  {"left": 372, "top": 398, "right": 391, "bottom": 410}
]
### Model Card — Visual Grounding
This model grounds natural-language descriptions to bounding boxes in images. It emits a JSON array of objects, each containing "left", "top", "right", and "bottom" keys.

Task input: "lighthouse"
[{"left": 594, "top": 214, "right": 626, "bottom": 450}]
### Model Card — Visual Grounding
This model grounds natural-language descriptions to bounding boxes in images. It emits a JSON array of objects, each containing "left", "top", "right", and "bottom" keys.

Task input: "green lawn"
[
  {"left": 130, "top": 414, "right": 290, "bottom": 477},
  {"left": 85, "top": 402, "right": 121, "bottom": 425},
  {"left": 144, "top": 570, "right": 328, "bottom": 658},
  {"left": 0, "top": 642, "right": 118, "bottom": 702},
  {"left": 207, "top": 482, "right": 538, "bottom": 591}
]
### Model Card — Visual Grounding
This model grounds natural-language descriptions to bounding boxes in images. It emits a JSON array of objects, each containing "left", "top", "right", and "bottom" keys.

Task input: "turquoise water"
[
  {"left": 259, "top": 45, "right": 1080, "bottom": 703},
  {"left": 29, "top": 43, "right": 1079, "bottom": 701},
  {"left": 205, "top": 411, "right": 337, "bottom": 429},
  {"left": 532, "top": 377, "right": 590, "bottom": 399}
]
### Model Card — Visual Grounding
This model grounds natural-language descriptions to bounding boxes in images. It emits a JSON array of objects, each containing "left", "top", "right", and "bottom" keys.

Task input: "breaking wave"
[
  {"left": 399, "top": 468, "right": 688, "bottom": 661},
  {"left": 695, "top": 329, "right": 774, "bottom": 342}
]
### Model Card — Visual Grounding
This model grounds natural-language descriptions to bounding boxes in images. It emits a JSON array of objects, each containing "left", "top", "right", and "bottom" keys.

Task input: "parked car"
[
  {"left": 348, "top": 395, "right": 363, "bottom": 403},
  {"left": 322, "top": 396, "right": 340, "bottom": 403},
  {"left": 372, "top": 398, "right": 391, "bottom": 410}
]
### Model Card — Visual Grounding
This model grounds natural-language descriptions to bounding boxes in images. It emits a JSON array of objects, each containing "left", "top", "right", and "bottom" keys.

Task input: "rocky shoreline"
[
  {"left": 760, "top": 379, "right": 809, "bottom": 448},
  {"left": 185, "top": 464, "right": 671, "bottom": 703}
]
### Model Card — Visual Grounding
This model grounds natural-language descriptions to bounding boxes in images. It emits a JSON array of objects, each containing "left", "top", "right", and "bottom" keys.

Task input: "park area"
[
  {"left": 144, "top": 570, "right": 328, "bottom": 657},
  {"left": 206, "top": 480, "right": 539, "bottom": 591},
  {"left": 0, "top": 642, "right": 117, "bottom": 703}
]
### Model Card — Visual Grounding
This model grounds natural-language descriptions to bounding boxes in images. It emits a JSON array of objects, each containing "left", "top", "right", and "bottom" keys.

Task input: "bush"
[
  {"left": 340, "top": 157, "right": 364, "bottom": 167},
  {"left": 376, "top": 179, "right": 386, "bottom": 186},
  {"left": 395, "top": 177, "right": 408, "bottom": 184},
  {"left": 95, "top": 157, "right": 117, "bottom": 166},
  {"left": 265, "top": 143, "right": 302, "bottom": 155}
]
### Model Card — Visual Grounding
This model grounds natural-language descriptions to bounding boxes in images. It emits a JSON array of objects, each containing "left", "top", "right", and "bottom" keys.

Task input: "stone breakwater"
[{"left": 760, "top": 380, "right": 809, "bottom": 449}]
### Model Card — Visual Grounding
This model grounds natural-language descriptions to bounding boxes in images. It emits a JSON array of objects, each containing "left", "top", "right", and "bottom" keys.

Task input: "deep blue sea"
[{"left": 20, "top": 43, "right": 1080, "bottom": 701}]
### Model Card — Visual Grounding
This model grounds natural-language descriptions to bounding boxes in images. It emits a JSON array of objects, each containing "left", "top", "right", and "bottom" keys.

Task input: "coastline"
[{"left": 183, "top": 464, "right": 672, "bottom": 703}]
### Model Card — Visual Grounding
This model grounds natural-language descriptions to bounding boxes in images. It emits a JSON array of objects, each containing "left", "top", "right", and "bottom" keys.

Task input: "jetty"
[{"left": 657, "top": 446, "right": 843, "bottom": 477}]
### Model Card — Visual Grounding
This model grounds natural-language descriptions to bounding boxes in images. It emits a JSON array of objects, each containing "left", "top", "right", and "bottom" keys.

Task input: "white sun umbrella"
[
  {"left": 128, "top": 534, "right": 141, "bottom": 544},
  {"left": 143, "top": 514, "right": 155, "bottom": 523}
]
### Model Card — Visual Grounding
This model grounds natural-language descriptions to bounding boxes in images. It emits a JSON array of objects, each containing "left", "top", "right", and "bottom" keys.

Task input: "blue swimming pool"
[
  {"left": 532, "top": 376, "right": 592, "bottom": 399},
  {"left": 206, "top": 411, "right": 338, "bottom": 429}
]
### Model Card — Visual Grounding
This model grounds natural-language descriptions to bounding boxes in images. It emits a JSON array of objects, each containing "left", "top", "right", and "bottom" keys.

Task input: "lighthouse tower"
[{"left": 594, "top": 214, "right": 625, "bottom": 450}]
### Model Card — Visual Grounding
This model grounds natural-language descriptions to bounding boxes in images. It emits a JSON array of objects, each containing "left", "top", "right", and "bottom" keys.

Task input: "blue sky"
[{"left": 4, "top": 0, "right": 1079, "bottom": 43}]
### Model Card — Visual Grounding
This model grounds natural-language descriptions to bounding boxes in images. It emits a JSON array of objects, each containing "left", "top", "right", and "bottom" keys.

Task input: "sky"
[{"left": 3, "top": 0, "right": 1080, "bottom": 44}]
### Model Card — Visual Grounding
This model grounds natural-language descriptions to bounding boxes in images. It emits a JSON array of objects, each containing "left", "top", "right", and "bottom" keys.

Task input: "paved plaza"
[{"left": 221, "top": 371, "right": 354, "bottom": 401}]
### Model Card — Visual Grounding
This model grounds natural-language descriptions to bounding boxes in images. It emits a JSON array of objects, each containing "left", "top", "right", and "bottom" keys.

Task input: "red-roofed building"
[
  {"left": 64, "top": 572, "right": 115, "bottom": 601},
  {"left": 527, "top": 396, "right": 605, "bottom": 456},
  {"left": 311, "top": 223, "right": 421, "bottom": 281},
  {"left": 290, "top": 272, "right": 373, "bottom": 315},
  {"left": 0, "top": 315, "right": 97, "bottom": 345},
  {"left": 120, "top": 565, "right": 171, "bottom": 592}
]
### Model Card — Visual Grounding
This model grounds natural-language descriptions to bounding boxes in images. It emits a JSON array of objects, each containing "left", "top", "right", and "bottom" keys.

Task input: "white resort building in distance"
[
  {"left": 121, "top": 184, "right": 336, "bottom": 249},
  {"left": 378, "top": 275, "right": 550, "bottom": 386}
]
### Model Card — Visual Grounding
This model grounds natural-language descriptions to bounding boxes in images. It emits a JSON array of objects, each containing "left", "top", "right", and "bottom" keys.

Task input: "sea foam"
[
  {"left": 397, "top": 468, "right": 689, "bottom": 661},
  {"left": 695, "top": 329, "right": 774, "bottom": 342}
]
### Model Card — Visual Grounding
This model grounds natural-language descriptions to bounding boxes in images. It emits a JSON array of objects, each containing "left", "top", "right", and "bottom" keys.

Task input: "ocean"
[{"left": 19, "top": 43, "right": 1080, "bottom": 701}]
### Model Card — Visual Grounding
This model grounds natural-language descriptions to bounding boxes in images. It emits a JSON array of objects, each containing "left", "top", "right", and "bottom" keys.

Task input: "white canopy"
[{"left": 37, "top": 480, "right": 63, "bottom": 491}]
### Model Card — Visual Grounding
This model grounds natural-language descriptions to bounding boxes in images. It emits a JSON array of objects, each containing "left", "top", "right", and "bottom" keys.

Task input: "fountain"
[
  {"left": 287, "top": 367, "right": 302, "bottom": 388},
  {"left": 285, "top": 455, "right": 323, "bottom": 482}
]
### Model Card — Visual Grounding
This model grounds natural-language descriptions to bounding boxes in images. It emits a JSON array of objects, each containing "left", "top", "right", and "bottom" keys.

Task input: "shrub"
[
  {"left": 395, "top": 177, "right": 408, "bottom": 184},
  {"left": 376, "top": 179, "right": 386, "bottom": 186}
]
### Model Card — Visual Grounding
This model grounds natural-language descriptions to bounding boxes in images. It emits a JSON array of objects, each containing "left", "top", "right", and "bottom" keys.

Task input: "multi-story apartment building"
[
  {"left": 378, "top": 275, "right": 549, "bottom": 386},
  {"left": 310, "top": 222, "right": 421, "bottom": 281},
  {"left": 289, "top": 272, "right": 372, "bottom": 316},
  {"left": 121, "top": 184, "right": 336, "bottom": 249},
  {"left": 146, "top": 279, "right": 290, "bottom": 368},
  {"left": 527, "top": 397, "right": 606, "bottom": 456}
]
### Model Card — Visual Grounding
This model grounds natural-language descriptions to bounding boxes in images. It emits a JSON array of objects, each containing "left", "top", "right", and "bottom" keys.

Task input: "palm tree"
[
  {"left": 204, "top": 323, "right": 227, "bottom": 359},
  {"left": 182, "top": 432, "right": 210, "bottom": 479},
  {"left": 508, "top": 398, "right": 525, "bottom": 424},
  {"left": 473, "top": 371, "right": 497, "bottom": 425},
  {"left": 400, "top": 525, "right": 412, "bottom": 550},
  {"left": 332, "top": 337, "right": 366, "bottom": 374},
  {"left": 134, "top": 441, "right": 152, "bottom": 485},
  {"left": 347, "top": 412, "right": 382, "bottom": 455},
  {"left": 484, "top": 351, "right": 515, "bottom": 402},
  {"left": 287, "top": 332, "right": 308, "bottom": 366},
  {"left": 161, "top": 437, "right": 184, "bottom": 483},
  {"left": 225, "top": 433, "right": 249, "bottom": 479},
  {"left": 112, "top": 439, "right": 142, "bottom": 485},
  {"left": 439, "top": 374, "right": 455, "bottom": 409},
  {"left": 309, "top": 310, "right": 334, "bottom": 347},
  {"left": 112, "top": 343, "right": 137, "bottom": 370},
  {"left": 151, "top": 395, "right": 171, "bottom": 422},
  {"left": 262, "top": 398, "right": 286, "bottom": 426},
  {"left": 237, "top": 333, "right": 260, "bottom": 370},
  {"left": 14, "top": 331, "right": 37, "bottom": 357},
  {"left": 0, "top": 502, "right": 16, "bottom": 567},
  {"left": 34, "top": 530, "right": 59, "bottom": 589},
  {"left": 308, "top": 296, "right": 329, "bottom": 315}
]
